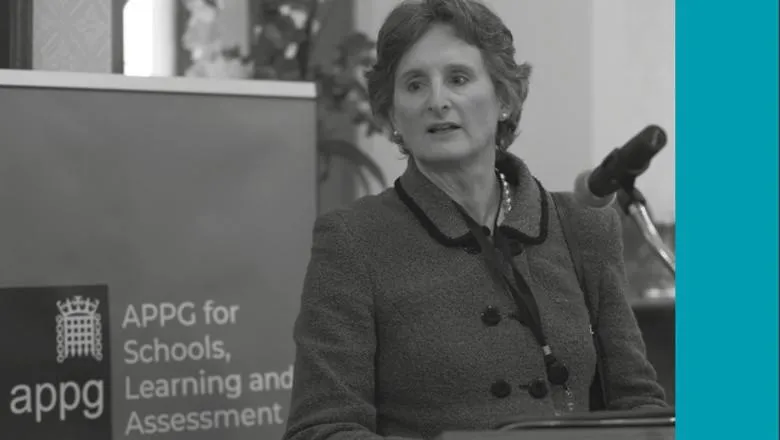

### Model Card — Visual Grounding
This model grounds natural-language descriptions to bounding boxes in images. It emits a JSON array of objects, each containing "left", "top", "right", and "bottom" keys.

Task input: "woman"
[{"left": 283, "top": 1, "right": 668, "bottom": 439}]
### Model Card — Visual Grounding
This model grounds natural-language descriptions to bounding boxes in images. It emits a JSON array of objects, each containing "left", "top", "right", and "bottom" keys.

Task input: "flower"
[{"left": 181, "top": 0, "right": 252, "bottom": 79}]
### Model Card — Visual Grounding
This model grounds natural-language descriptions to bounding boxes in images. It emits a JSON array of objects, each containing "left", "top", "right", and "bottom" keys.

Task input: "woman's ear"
[
  {"left": 383, "top": 112, "right": 406, "bottom": 145},
  {"left": 494, "top": 84, "right": 515, "bottom": 118}
]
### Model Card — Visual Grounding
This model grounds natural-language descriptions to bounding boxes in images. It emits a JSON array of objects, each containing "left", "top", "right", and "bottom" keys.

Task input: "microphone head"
[
  {"left": 641, "top": 124, "right": 668, "bottom": 149},
  {"left": 623, "top": 125, "right": 668, "bottom": 171},
  {"left": 573, "top": 170, "right": 616, "bottom": 208}
]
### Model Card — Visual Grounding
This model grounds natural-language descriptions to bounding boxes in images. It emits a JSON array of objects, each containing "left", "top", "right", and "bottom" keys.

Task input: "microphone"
[
  {"left": 574, "top": 125, "right": 667, "bottom": 208},
  {"left": 617, "top": 187, "right": 676, "bottom": 276}
]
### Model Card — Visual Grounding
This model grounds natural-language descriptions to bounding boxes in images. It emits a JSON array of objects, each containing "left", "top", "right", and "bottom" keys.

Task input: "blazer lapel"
[{"left": 394, "top": 152, "right": 551, "bottom": 255}]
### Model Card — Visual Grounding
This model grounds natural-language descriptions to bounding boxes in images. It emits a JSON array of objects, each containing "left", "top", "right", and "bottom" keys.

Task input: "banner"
[{"left": 0, "top": 75, "right": 317, "bottom": 439}]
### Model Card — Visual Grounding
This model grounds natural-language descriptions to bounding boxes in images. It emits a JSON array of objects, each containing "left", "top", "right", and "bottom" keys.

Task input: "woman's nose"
[{"left": 427, "top": 82, "right": 451, "bottom": 115}]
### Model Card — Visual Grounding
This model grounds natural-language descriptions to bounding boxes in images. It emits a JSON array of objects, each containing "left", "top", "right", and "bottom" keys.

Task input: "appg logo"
[
  {"left": 0, "top": 285, "right": 112, "bottom": 440},
  {"left": 56, "top": 295, "right": 104, "bottom": 363}
]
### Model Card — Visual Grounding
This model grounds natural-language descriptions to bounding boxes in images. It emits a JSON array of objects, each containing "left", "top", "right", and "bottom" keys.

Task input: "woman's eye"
[
  {"left": 451, "top": 75, "right": 469, "bottom": 85},
  {"left": 407, "top": 81, "right": 422, "bottom": 92}
]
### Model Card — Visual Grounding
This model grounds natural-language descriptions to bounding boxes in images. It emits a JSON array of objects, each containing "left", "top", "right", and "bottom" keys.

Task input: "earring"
[
  {"left": 391, "top": 129, "right": 404, "bottom": 145},
  {"left": 500, "top": 112, "right": 509, "bottom": 121}
]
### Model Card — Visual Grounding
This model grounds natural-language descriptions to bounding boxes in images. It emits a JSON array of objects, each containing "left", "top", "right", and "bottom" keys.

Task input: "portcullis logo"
[
  {"left": 0, "top": 285, "right": 112, "bottom": 439},
  {"left": 56, "top": 295, "right": 104, "bottom": 363}
]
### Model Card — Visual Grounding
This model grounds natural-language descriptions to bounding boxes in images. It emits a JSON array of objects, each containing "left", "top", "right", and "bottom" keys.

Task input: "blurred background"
[
  {"left": 0, "top": 0, "right": 670, "bottom": 301},
  {"left": 2, "top": 1, "right": 675, "bottom": 212}
]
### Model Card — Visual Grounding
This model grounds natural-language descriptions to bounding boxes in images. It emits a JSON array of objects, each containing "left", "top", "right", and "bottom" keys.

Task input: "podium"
[{"left": 437, "top": 408, "right": 675, "bottom": 440}]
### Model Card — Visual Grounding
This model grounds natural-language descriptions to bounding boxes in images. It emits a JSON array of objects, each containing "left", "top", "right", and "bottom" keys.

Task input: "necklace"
[{"left": 497, "top": 169, "right": 513, "bottom": 216}]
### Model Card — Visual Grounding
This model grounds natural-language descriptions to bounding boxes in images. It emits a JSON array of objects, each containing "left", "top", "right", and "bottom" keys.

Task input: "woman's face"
[{"left": 390, "top": 23, "right": 505, "bottom": 165}]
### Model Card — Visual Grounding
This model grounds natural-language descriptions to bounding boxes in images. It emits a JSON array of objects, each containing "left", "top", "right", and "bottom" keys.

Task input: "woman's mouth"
[{"left": 426, "top": 123, "right": 461, "bottom": 134}]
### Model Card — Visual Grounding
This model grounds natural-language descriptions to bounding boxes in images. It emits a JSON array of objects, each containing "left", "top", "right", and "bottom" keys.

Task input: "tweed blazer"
[{"left": 283, "top": 152, "right": 667, "bottom": 440}]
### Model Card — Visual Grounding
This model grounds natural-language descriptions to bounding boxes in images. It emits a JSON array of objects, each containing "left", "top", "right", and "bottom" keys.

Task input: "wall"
[
  {"left": 354, "top": 0, "right": 675, "bottom": 221},
  {"left": 593, "top": 0, "right": 675, "bottom": 223},
  {"left": 31, "top": 0, "right": 123, "bottom": 73},
  {"left": 486, "top": 0, "right": 595, "bottom": 193}
]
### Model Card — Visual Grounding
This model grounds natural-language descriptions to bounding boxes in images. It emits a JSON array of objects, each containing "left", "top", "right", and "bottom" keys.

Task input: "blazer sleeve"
[
  {"left": 586, "top": 207, "right": 669, "bottom": 410},
  {"left": 282, "top": 211, "right": 417, "bottom": 440}
]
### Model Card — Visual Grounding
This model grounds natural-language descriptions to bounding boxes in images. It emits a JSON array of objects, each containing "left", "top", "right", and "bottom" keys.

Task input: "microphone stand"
[{"left": 616, "top": 183, "right": 676, "bottom": 278}]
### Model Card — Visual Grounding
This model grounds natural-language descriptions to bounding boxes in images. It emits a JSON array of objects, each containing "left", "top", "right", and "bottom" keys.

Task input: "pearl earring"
[
  {"left": 500, "top": 112, "right": 508, "bottom": 121},
  {"left": 391, "top": 130, "right": 404, "bottom": 145}
]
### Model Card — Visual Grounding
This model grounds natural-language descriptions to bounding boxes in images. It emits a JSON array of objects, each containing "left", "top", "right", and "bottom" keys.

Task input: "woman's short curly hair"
[{"left": 365, "top": 0, "right": 532, "bottom": 151}]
